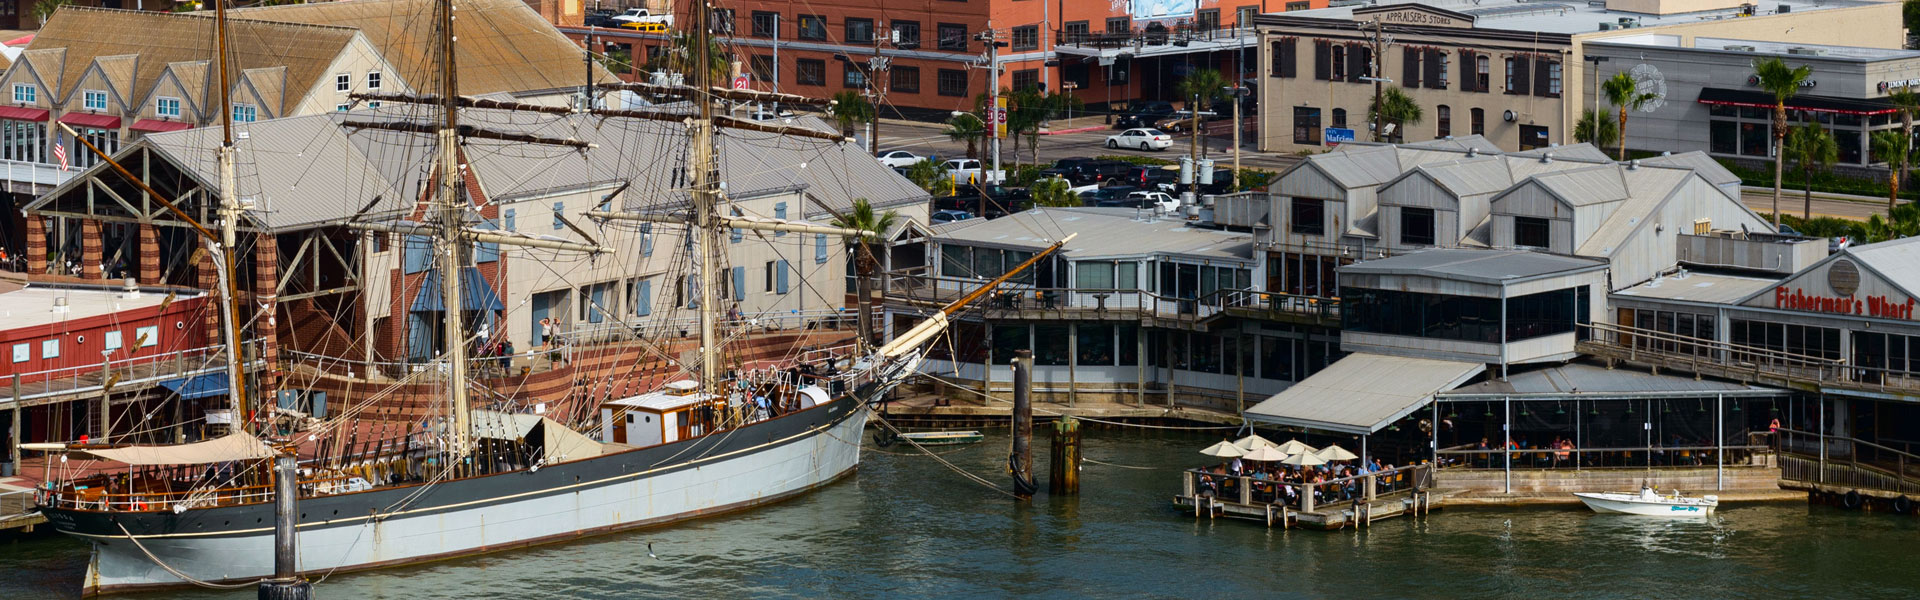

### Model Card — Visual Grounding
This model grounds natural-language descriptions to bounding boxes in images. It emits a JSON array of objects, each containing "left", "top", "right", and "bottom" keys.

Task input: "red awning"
[
  {"left": 3, "top": 34, "right": 32, "bottom": 47},
  {"left": 0, "top": 106, "right": 49, "bottom": 122},
  {"left": 57, "top": 112, "right": 121, "bottom": 129},
  {"left": 129, "top": 119, "right": 193, "bottom": 133}
]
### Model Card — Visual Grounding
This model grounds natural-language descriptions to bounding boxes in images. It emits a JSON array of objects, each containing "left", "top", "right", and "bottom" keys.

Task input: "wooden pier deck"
[{"left": 1169, "top": 464, "right": 1438, "bottom": 530}]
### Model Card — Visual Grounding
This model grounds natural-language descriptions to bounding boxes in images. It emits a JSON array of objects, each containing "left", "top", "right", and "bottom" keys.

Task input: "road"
[
  {"left": 875, "top": 118, "right": 1888, "bottom": 224},
  {"left": 872, "top": 117, "right": 1303, "bottom": 174}
]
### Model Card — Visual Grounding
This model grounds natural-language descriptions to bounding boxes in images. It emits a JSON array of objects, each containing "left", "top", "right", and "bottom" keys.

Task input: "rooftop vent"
[
  {"left": 1787, "top": 46, "right": 1828, "bottom": 56},
  {"left": 1628, "top": 159, "right": 1640, "bottom": 170},
  {"left": 52, "top": 297, "right": 69, "bottom": 314},
  {"left": 1723, "top": 44, "right": 1757, "bottom": 52},
  {"left": 1541, "top": 152, "right": 1554, "bottom": 164}
]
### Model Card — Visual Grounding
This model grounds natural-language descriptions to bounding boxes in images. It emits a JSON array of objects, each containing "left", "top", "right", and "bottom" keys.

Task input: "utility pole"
[
  {"left": 1369, "top": 17, "right": 1386, "bottom": 142},
  {"left": 583, "top": 28, "right": 595, "bottom": 110},
  {"left": 867, "top": 39, "right": 888, "bottom": 155},
  {"left": 1233, "top": 31, "right": 1245, "bottom": 190},
  {"left": 984, "top": 28, "right": 1003, "bottom": 185}
]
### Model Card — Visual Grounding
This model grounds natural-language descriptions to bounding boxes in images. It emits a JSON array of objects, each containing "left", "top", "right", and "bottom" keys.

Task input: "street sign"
[
  {"left": 733, "top": 75, "right": 750, "bottom": 90},
  {"left": 1325, "top": 127, "right": 1356, "bottom": 145},
  {"left": 989, "top": 97, "right": 1008, "bottom": 139}
]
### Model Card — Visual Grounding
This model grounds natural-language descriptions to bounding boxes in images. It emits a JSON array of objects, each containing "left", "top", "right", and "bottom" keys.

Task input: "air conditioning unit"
[
  {"left": 1723, "top": 44, "right": 1756, "bottom": 52},
  {"left": 1787, "top": 46, "right": 1828, "bottom": 56}
]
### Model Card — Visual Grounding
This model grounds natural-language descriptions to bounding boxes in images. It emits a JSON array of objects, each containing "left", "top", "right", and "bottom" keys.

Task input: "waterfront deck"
[
  {"left": 1170, "top": 464, "right": 1437, "bottom": 529},
  {"left": 1775, "top": 427, "right": 1920, "bottom": 512}
]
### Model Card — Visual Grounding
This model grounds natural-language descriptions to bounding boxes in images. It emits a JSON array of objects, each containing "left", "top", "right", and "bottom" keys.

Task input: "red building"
[{"left": 564, "top": 0, "right": 1327, "bottom": 118}]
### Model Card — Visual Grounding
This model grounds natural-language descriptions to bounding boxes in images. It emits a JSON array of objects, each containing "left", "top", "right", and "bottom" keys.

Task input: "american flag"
[{"left": 52, "top": 133, "right": 67, "bottom": 172}]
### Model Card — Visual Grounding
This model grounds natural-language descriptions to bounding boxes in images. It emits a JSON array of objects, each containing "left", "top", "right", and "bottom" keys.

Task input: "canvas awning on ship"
[
  {"left": 1244, "top": 353, "right": 1486, "bottom": 435},
  {"left": 471, "top": 410, "right": 605, "bottom": 460},
  {"left": 20, "top": 431, "right": 275, "bottom": 465},
  {"left": 412, "top": 267, "right": 505, "bottom": 312}
]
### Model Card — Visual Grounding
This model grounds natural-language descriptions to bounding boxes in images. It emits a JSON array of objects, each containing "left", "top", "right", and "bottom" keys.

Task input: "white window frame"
[
  {"left": 233, "top": 103, "right": 257, "bottom": 123},
  {"left": 136, "top": 325, "right": 158, "bottom": 347},
  {"left": 41, "top": 338, "right": 58, "bottom": 359},
  {"left": 367, "top": 71, "right": 383, "bottom": 90},
  {"left": 155, "top": 96, "right": 181, "bottom": 118},
  {"left": 83, "top": 89, "right": 108, "bottom": 111},
  {"left": 336, "top": 103, "right": 350, "bottom": 112},
  {"left": 104, "top": 330, "right": 123, "bottom": 350},
  {"left": 336, "top": 73, "right": 351, "bottom": 92},
  {"left": 10, "top": 343, "right": 26, "bottom": 363},
  {"left": 12, "top": 83, "right": 34, "bottom": 104}
]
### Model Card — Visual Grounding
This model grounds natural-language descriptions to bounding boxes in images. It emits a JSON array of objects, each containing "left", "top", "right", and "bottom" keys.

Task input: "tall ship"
[{"left": 24, "top": 0, "right": 1068, "bottom": 594}]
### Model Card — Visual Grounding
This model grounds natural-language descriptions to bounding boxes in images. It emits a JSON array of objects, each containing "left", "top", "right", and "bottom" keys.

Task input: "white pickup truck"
[
  {"left": 612, "top": 8, "right": 673, "bottom": 25},
  {"left": 941, "top": 158, "right": 1005, "bottom": 185}
]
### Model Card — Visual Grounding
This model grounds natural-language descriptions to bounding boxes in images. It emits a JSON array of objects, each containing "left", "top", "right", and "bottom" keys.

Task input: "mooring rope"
[
  {"left": 915, "top": 374, "right": 1246, "bottom": 431},
  {"left": 115, "top": 521, "right": 259, "bottom": 589},
  {"left": 1081, "top": 457, "right": 1166, "bottom": 470},
  {"left": 870, "top": 413, "right": 1022, "bottom": 499}
]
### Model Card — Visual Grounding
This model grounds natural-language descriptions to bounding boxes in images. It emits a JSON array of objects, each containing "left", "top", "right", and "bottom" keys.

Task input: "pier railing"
[
  {"left": 1183, "top": 463, "right": 1434, "bottom": 514},
  {"left": 1577, "top": 322, "right": 1920, "bottom": 396},
  {"left": 883, "top": 270, "right": 1338, "bottom": 324},
  {"left": 1435, "top": 444, "right": 1771, "bottom": 471},
  {"left": 1776, "top": 427, "right": 1920, "bottom": 495}
]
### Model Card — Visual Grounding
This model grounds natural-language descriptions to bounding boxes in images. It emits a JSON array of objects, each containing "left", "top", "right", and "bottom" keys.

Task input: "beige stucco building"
[{"left": 1253, "top": 0, "right": 1904, "bottom": 154}]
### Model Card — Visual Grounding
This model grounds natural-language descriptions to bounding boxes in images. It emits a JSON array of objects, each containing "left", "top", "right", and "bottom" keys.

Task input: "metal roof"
[
  {"left": 1342, "top": 248, "right": 1606, "bottom": 284},
  {"left": 1614, "top": 271, "right": 1780, "bottom": 305},
  {"left": 1245, "top": 353, "right": 1487, "bottom": 435},
  {"left": 1507, "top": 143, "right": 1611, "bottom": 164},
  {"left": 0, "top": 284, "right": 197, "bottom": 332},
  {"left": 1531, "top": 164, "right": 1630, "bottom": 207},
  {"left": 1836, "top": 236, "right": 1920, "bottom": 301},
  {"left": 1639, "top": 152, "right": 1741, "bottom": 186},
  {"left": 933, "top": 208, "right": 1255, "bottom": 262},
  {"left": 1442, "top": 361, "right": 1777, "bottom": 396},
  {"left": 137, "top": 114, "right": 407, "bottom": 231},
  {"left": 222, "top": 0, "right": 618, "bottom": 96},
  {"left": 1266, "top": 0, "right": 1873, "bottom": 36},
  {"left": 1576, "top": 166, "right": 1696, "bottom": 257}
]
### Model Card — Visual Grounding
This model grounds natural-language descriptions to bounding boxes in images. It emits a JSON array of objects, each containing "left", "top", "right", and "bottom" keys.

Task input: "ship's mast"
[
  {"left": 437, "top": 0, "right": 474, "bottom": 464},
  {"left": 690, "top": 0, "right": 721, "bottom": 395},
  {"left": 213, "top": 0, "right": 250, "bottom": 432}
]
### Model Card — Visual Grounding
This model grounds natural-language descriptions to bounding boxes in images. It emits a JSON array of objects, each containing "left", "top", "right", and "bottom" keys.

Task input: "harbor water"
[{"left": 2, "top": 429, "right": 1917, "bottom": 599}]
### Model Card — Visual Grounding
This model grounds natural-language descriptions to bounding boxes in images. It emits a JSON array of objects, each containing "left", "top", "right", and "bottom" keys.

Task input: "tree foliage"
[
  {"left": 1573, "top": 109, "right": 1618, "bottom": 150},
  {"left": 943, "top": 113, "right": 985, "bottom": 161},
  {"left": 1366, "top": 88, "right": 1424, "bottom": 143},
  {"left": 1030, "top": 177, "right": 1080, "bottom": 207},
  {"left": 829, "top": 90, "right": 876, "bottom": 140},
  {"left": 906, "top": 160, "right": 954, "bottom": 197},
  {"left": 642, "top": 33, "right": 731, "bottom": 85},
  {"left": 1603, "top": 72, "right": 1660, "bottom": 160},
  {"left": 1783, "top": 122, "right": 1839, "bottom": 220}
]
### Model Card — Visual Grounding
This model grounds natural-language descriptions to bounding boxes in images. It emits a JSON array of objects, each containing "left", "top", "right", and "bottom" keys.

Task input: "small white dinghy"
[{"left": 1574, "top": 487, "right": 1719, "bottom": 516}]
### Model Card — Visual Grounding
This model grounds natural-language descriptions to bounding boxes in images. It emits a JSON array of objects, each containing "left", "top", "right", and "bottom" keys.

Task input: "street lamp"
[{"left": 1061, "top": 80, "right": 1079, "bottom": 124}]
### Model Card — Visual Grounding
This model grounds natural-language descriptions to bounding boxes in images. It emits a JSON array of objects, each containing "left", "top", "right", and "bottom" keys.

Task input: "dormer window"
[
  {"left": 12, "top": 84, "right": 34, "bottom": 104},
  {"left": 232, "top": 104, "right": 257, "bottom": 123},
  {"left": 155, "top": 97, "right": 181, "bottom": 119},
  {"left": 83, "top": 90, "right": 108, "bottom": 111},
  {"left": 367, "top": 71, "right": 382, "bottom": 90},
  {"left": 336, "top": 73, "right": 351, "bottom": 92}
]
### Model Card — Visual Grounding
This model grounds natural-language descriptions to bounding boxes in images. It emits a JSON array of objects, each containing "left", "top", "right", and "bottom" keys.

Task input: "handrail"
[
  {"left": 884, "top": 272, "right": 1340, "bottom": 321},
  {"left": 1580, "top": 321, "right": 1920, "bottom": 394},
  {"left": 1583, "top": 321, "right": 1841, "bottom": 367},
  {"left": 1185, "top": 463, "right": 1433, "bottom": 513}
]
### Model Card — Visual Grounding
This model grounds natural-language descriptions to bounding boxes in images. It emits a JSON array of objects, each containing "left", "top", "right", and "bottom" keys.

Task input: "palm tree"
[
  {"left": 1031, "top": 177, "right": 1080, "bottom": 207},
  {"left": 905, "top": 159, "right": 954, "bottom": 196},
  {"left": 1752, "top": 58, "right": 1814, "bottom": 227},
  {"left": 829, "top": 198, "right": 900, "bottom": 346},
  {"left": 1366, "top": 88, "right": 1424, "bottom": 144},
  {"left": 1873, "top": 129, "right": 1911, "bottom": 210},
  {"left": 1573, "top": 108, "right": 1618, "bottom": 150},
  {"left": 943, "top": 113, "right": 986, "bottom": 160},
  {"left": 1889, "top": 85, "right": 1920, "bottom": 208},
  {"left": 1015, "top": 90, "right": 1080, "bottom": 165},
  {"left": 1602, "top": 72, "right": 1659, "bottom": 161},
  {"left": 1783, "top": 122, "right": 1838, "bottom": 220},
  {"left": 642, "top": 32, "right": 730, "bottom": 85},
  {"left": 1176, "top": 69, "right": 1229, "bottom": 157},
  {"left": 829, "top": 90, "right": 876, "bottom": 142}
]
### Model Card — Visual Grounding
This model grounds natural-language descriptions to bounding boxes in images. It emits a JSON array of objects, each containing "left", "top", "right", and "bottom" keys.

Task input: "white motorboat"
[{"left": 1574, "top": 487, "right": 1719, "bottom": 516}]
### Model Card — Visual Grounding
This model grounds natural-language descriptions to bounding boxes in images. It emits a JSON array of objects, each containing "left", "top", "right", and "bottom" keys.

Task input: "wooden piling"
[
  {"left": 1011, "top": 349, "right": 1035, "bottom": 499},
  {"left": 1050, "top": 415, "right": 1081, "bottom": 495}
]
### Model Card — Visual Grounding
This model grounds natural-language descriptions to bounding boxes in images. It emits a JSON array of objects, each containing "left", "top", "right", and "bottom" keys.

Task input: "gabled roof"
[
  {"left": 1574, "top": 166, "right": 1692, "bottom": 256},
  {"left": 27, "top": 7, "right": 358, "bottom": 107},
  {"left": 223, "top": 0, "right": 617, "bottom": 96},
  {"left": 1342, "top": 248, "right": 1606, "bottom": 285},
  {"left": 1529, "top": 164, "right": 1630, "bottom": 207},
  {"left": 934, "top": 207, "right": 1254, "bottom": 261},
  {"left": 1639, "top": 152, "right": 1741, "bottom": 187}
]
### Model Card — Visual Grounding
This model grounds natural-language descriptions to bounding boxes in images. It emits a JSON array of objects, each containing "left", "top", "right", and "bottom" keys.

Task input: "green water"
[{"left": 2, "top": 429, "right": 1916, "bottom": 599}]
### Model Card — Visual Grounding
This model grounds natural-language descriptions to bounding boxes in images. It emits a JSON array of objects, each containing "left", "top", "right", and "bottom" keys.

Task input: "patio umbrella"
[
  {"left": 1200, "top": 441, "right": 1246, "bottom": 458},
  {"left": 1315, "top": 444, "right": 1359, "bottom": 462},
  {"left": 1241, "top": 445, "right": 1290, "bottom": 462},
  {"left": 1274, "top": 439, "right": 1316, "bottom": 456},
  {"left": 1280, "top": 451, "right": 1327, "bottom": 467},
  {"left": 1233, "top": 433, "right": 1280, "bottom": 452}
]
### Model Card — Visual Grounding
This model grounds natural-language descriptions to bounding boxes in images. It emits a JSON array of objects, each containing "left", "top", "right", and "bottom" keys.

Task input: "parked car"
[
  {"left": 1125, "top": 191, "right": 1180, "bottom": 213},
  {"left": 1113, "top": 101, "right": 1176, "bottom": 129},
  {"left": 1066, "top": 159, "right": 1132, "bottom": 185},
  {"left": 931, "top": 209, "right": 975, "bottom": 224},
  {"left": 876, "top": 150, "right": 929, "bottom": 168},
  {"left": 1039, "top": 156, "right": 1096, "bottom": 180},
  {"left": 1106, "top": 128, "right": 1172, "bottom": 151},
  {"left": 941, "top": 158, "right": 1005, "bottom": 185},
  {"left": 612, "top": 7, "right": 674, "bottom": 25},
  {"left": 1080, "top": 185, "right": 1140, "bottom": 206},
  {"left": 583, "top": 9, "right": 620, "bottom": 27},
  {"left": 1121, "top": 165, "right": 1179, "bottom": 192},
  {"left": 935, "top": 185, "right": 1029, "bottom": 218}
]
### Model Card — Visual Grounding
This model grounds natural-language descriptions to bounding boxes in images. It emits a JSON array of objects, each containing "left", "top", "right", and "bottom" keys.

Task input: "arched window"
[
  {"left": 1332, "top": 108, "right": 1348, "bottom": 129},
  {"left": 1470, "top": 107, "right": 1486, "bottom": 135},
  {"left": 1437, "top": 105, "right": 1452, "bottom": 138}
]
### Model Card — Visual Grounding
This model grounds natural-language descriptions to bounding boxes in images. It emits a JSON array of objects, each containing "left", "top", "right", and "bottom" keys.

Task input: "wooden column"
[
  {"left": 25, "top": 216, "right": 47, "bottom": 274},
  {"left": 254, "top": 234, "right": 279, "bottom": 402},
  {"left": 196, "top": 246, "right": 221, "bottom": 344},
  {"left": 137, "top": 224, "right": 163, "bottom": 285},
  {"left": 80, "top": 219, "right": 103, "bottom": 279}
]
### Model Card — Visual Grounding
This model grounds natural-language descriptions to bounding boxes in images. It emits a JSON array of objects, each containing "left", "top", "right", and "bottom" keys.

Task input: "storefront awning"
[
  {"left": 0, "top": 106, "right": 49, "bottom": 122},
  {"left": 1697, "top": 87, "right": 1897, "bottom": 116},
  {"left": 129, "top": 118, "right": 194, "bottom": 133},
  {"left": 1245, "top": 353, "right": 1486, "bottom": 435},
  {"left": 57, "top": 112, "right": 122, "bottom": 129},
  {"left": 158, "top": 373, "right": 230, "bottom": 400},
  {"left": 412, "top": 266, "right": 505, "bottom": 312}
]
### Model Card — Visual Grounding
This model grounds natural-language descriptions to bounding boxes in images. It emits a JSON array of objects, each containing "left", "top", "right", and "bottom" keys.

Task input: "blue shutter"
[
  {"left": 641, "top": 223, "right": 654, "bottom": 256},
  {"left": 504, "top": 208, "right": 516, "bottom": 231},
  {"left": 552, "top": 201, "right": 565, "bottom": 230},
  {"left": 731, "top": 208, "right": 743, "bottom": 243},
  {"left": 815, "top": 234, "right": 829, "bottom": 264},
  {"left": 776, "top": 260, "right": 790, "bottom": 294},
  {"left": 588, "top": 284, "right": 607, "bottom": 323},
  {"left": 402, "top": 235, "right": 433, "bottom": 274},
  {"left": 773, "top": 202, "right": 787, "bottom": 236},
  {"left": 475, "top": 221, "right": 500, "bottom": 263},
  {"left": 732, "top": 266, "right": 746, "bottom": 302},
  {"left": 634, "top": 280, "right": 652, "bottom": 316}
]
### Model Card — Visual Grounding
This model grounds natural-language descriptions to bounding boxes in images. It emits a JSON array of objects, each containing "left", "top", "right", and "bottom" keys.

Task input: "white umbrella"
[
  {"left": 1241, "top": 445, "right": 1290, "bottom": 462},
  {"left": 1233, "top": 433, "right": 1280, "bottom": 452},
  {"left": 1280, "top": 451, "right": 1327, "bottom": 467},
  {"left": 1274, "top": 439, "right": 1316, "bottom": 456},
  {"left": 1316, "top": 444, "right": 1359, "bottom": 461},
  {"left": 1200, "top": 441, "right": 1246, "bottom": 458}
]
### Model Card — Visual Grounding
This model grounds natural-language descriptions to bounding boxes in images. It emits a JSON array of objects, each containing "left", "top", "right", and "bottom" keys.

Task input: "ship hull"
[{"left": 42, "top": 395, "right": 868, "bottom": 595}]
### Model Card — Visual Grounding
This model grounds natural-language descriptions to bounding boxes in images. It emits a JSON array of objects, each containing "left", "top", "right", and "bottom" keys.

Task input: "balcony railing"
[
  {"left": 1054, "top": 23, "right": 1256, "bottom": 50},
  {"left": 883, "top": 268, "right": 1338, "bottom": 323},
  {"left": 1577, "top": 321, "right": 1920, "bottom": 396},
  {"left": 0, "top": 158, "right": 76, "bottom": 191}
]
